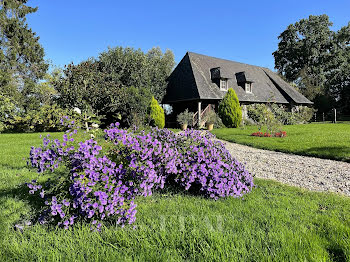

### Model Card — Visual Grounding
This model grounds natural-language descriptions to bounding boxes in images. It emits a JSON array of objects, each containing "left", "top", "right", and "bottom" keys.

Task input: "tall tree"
[
  {"left": 99, "top": 46, "right": 175, "bottom": 102},
  {"left": 54, "top": 59, "right": 121, "bottom": 125},
  {"left": 273, "top": 15, "right": 333, "bottom": 100},
  {"left": 145, "top": 47, "right": 175, "bottom": 101},
  {"left": 0, "top": 0, "right": 48, "bottom": 81},
  {"left": 0, "top": 0, "right": 48, "bottom": 109},
  {"left": 326, "top": 22, "right": 350, "bottom": 114},
  {"left": 273, "top": 15, "right": 350, "bottom": 114},
  {"left": 56, "top": 46, "right": 175, "bottom": 126}
]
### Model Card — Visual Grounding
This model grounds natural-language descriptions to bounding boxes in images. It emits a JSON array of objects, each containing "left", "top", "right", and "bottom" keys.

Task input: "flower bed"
[
  {"left": 251, "top": 131, "right": 287, "bottom": 137},
  {"left": 26, "top": 121, "right": 254, "bottom": 230}
]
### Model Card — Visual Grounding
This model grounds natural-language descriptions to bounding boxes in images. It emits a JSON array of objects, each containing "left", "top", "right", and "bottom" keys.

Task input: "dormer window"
[
  {"left": 245, "top": 82, "right": 252, "bottom": 93},
  {"left": 210, "top": 67, "right": 231, "bottom": 91},
  {"left": 235, "top": 71, "right": 254, "bottom": 94},
  {"left": 220, "top": 79, "right": 228, "bottom": 91}
]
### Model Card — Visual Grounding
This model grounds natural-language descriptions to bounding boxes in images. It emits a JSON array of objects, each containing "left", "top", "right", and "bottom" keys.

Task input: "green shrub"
[
  {"left": 10, "top": 104, "right": 70, "bottom": 132},
  {"left": 215, "top": 115, "right": 226, "bottom": 128},
  {"left": 0, "top": 94, "right": 17, "bottom": 132},
  {"left": 176, "top": 109, "right": 194, "bottom": 126},
  {"left": 247, "top": 104, "right": 267, "bottom": 126},
  {"left": 247, "top": 103, "right": 283, "bottom": 134},
  {"left": 206, "top": 111, "right": 217, "bottom": 124},
  {"left": 218, "top": 89, "right": 242, "bottom": 128},
  {"left": 148, "top": 97, "right": 165, "bottom": 128},
  {"left": 270, "top": 104, "right": 293, "bottom": 125},
  {"left": 293, "top": 106, "right": 316, "bottom": 123},
  {"left": 248, "top": 103, "right": 315, "bottom": 126}
]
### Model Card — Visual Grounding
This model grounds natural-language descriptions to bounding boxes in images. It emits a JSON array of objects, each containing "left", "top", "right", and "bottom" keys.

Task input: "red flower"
[
  {"left": 274, "top": 131, "right": 287, "bottom": 137},
  {"left": 251, "top": 132, "right": 264, "bottom": 137}
]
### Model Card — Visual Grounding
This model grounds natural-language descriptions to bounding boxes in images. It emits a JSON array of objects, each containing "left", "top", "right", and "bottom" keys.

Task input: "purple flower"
[
  {"left": 26, "top": 122, "right": 253, "bottom": 230},
  {"left": 62, "top": 199, "right": 70, "bottom": 207},
  {"left": 39, "top": 190, "right": 45, "bottom": 198}
]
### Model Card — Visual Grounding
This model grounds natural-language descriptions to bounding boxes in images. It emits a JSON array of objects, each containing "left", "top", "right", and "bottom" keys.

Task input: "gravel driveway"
[{"left": 220, "top": 140, "right": 350, "bottom": 197}]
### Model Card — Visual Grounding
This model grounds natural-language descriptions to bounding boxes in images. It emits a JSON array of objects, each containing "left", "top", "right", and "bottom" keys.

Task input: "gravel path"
[{"left": 220, "top": 140, "right": 350, "bottom": 197}]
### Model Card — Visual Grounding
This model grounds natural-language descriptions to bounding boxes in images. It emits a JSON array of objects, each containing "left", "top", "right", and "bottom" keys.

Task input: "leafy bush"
[
  {"left": 206, "top": 111, "right": 217, "bottom": 124},
  {"left": 2, "top": 103, "right": 103, "bottom": 133},
  {"left": 214, "top": 114, "right": 226, "bottom": 128},
  {"left": 218, "top": 89, "right": 242, "bottom": 128},
  {"left": 148, "top": 97, "right": 165, "bottom": 128},
  {"left": 270, "top": 104, "right": 293, "bottom": 125},
  {"left": 293, "top": 106, "right": 316, "bottom": 123},
  {"left": 26, "top": 121, "right": 254, "bottom": 230},
  {"left": 9, "top": 104, "right": 71, "bottom": 132},
  {"left": 247, "top": 103, "right": 282, "bottom": 133},
  {"left": 176, "top": 109, "right": 194, "bottom": 126},
  {"left": 0, "top": 94, "right": 17, "bottom": 132},
  {"left": 248, "top": 103, "right": 315, "bottom": 126},
  {"left": 246, "top": 104, "right": 266, "bottom": 127}
]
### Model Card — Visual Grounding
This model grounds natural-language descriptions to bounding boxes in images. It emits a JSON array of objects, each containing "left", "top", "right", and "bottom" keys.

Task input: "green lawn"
[
  {"left": 1, "top": 133, "right": 350, "bottom": 261},
  {"left": 212, "top": 123, "right": 350, "bottom": 162}
]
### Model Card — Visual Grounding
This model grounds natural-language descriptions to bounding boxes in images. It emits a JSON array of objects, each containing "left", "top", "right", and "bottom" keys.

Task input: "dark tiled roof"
[
  {"left": 263, "top": 68, "right": 313, "bottom": 104},
  {"left": 163, "top": 52, "right": 313, "bottom": 105},
  {"left": 235, "top": 71, "right": 254, "bottom": 83},
  {"left": 162, "top": 53, "right": 199, "bottom": 103}
]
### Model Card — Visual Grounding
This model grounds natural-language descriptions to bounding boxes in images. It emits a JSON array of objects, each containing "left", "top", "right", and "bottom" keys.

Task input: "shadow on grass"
[
  {"left": 219, "top": 137, "right": 350, "bottom": 163},
  {"left": 301, "top": 146, "right": 350, "bottom": 162},
  {"left": 327, "top": 246, "right": 347, "bottom": 262},
  {"left": 0, "top": 163, "right": 30, "bottom": 171},
  {"left": 0, "top": 182, "right": 45, "bottom": 215},
  {"left": 0, "top": 169, "right": 67, "bottom": 224}
]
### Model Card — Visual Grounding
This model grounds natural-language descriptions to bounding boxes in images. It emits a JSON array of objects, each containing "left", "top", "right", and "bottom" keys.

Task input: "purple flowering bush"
[{"left": 27, "top": 121, "right": 254, "bottom": 230}]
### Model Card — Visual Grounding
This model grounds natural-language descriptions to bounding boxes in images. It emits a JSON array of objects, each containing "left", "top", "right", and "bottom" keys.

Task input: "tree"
[
  {"left": 0, "top": 0, "right": 49, "bottom": 120},
  {"left": 273, "top": 15, "right": 333, "bottom": 100},
  {"left": 145, "top": 47, "right": 175, "bottom": 101},
  {"left": 54, "top": 60, "right": 116, "bottom": 115},
  {"left": 0, "top": 94, "right": 16, "bottom": 132},
  {"left": 117, "top": 86, "right": 152, "bottom": 127},
  {"left": 55, "top": 46, "right": 175, "bottom": 127},
  {"left": 218, "top": 89, "right": 242, "bottom": 128},
  {"left": 0, "top": 0, "right": 48, "bottom": 85},
  {"left": 326, "top": 22, "right": 350, "bottom": 114},
  {"left": 273, "top": 15, "right": 350, "bottom": 114},
  {"left": 148, "top": 97, "right": 165, "bottom": 128},
  {"left": 99, "top": 46, "right": 175, "bottom": 102}
]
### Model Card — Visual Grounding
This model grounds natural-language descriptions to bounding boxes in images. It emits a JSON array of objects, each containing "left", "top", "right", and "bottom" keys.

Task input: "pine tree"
[
  {"left": 218, "top": 88, "right": 242, "bottom": 128},
  {"left": 0, "top": 0, "right": 48, "bottom": 92}
]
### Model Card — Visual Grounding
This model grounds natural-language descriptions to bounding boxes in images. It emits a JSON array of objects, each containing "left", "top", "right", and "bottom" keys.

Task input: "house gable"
[{"left": 162, "top": 53, "right": 199, "bottom": 103}]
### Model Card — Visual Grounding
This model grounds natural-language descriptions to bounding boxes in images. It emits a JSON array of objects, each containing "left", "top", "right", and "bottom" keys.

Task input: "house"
[{"left": 162, "top": 52, "right": 312, "bottom": 127}]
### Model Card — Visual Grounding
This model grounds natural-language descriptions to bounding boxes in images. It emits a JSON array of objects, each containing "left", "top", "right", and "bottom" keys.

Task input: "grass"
[
  {"left": 0, "top": 132, "right": 350, "bottom": 261},
  {"left": 212, "top": 123, "right": 350, "bottom": 162}
]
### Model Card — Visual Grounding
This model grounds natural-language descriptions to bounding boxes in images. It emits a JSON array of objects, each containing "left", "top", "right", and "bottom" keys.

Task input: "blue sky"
[{"left": 27, "top": 0, "right": 350, "bottom": 70}]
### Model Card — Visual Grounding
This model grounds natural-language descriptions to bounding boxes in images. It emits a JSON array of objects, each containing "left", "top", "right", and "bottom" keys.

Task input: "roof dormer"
[
  {"left": 236, "top": 71, "right": 254, "bottom": 93},
  {"left": 210, "top": 67, "right": 232, "bottom": 80},
  {"left": 210, "top": 67, "right": 231, "bottom": 91}
]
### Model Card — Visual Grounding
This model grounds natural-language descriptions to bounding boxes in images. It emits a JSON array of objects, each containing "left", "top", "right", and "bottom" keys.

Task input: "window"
[
  {"left": 245, "top": 82, "right": 252, "bottom": 93},
  {"left": 220, "top": 79, "right": 228, "bottom": 91}
]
